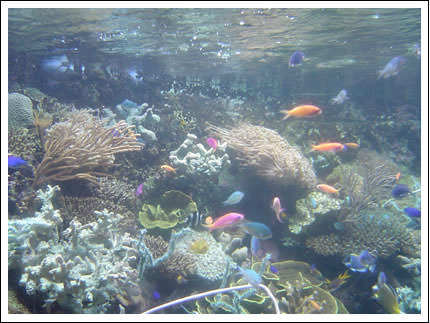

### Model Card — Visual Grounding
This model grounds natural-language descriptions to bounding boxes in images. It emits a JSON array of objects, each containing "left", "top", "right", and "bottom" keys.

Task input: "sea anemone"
[{"left": 190, "top": 239, "right": 209, "bottom": 254}]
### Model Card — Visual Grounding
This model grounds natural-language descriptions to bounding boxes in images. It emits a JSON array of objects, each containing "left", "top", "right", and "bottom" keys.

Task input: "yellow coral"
[{"left": 190, "top": 239, "right": 209, "bottom": 254}]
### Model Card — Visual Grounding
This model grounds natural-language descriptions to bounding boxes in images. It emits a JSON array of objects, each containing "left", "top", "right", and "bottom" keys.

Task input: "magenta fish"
[
  {"left": 206, "top": 137, "right": 218, "bottom": 151},
  {"left": 135, "top": 183, "right": 144, "bottom": 197},
  {"left": 203, "top": 212, "right": 245, "bottom": 232}
]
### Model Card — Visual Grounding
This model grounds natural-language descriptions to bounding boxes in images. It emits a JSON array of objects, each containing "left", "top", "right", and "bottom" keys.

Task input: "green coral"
[
  {"left": 138, "top": 190, "right": 197, "bottom": 229},
  {"left": 186, "top": 259, "right": 347, "bottom": 314}
]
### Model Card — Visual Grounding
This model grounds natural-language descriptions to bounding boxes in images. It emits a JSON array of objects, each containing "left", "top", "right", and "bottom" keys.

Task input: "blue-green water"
[{"left": 7, "top": 7, "right": 423, "bottom": 316}]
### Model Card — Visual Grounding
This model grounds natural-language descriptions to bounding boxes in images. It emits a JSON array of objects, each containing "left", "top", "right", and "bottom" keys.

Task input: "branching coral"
[
  {"left": 207, "top": 122, "right": 316, "bottom": 190},
  {"left": 306, "top": 211, "right": 419, "bottom": 258},
  {"left": 33, "top": 110, "right": 143, "bottom": 187}
]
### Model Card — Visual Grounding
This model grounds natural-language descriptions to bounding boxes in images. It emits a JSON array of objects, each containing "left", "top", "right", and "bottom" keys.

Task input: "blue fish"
[
  {"left": 343, "top": 250, "right": 377, "bottom": 273},
  {"left": 236, "top": 266, "right": 262, "bottom": 288},
  {"left": 392, "top": 184, "right": 411, "bottom": 198},
  {"left": 404, "top": 207, "right": 421, "bottom": 218},
  {"left": 120, "top": 99, "right": 139, "bottom": 108},
  {"left": 240, "top": 222, "right": 272, "bottom": 240},
  {"left": 222, "top": 191, "right": 245, "bottom": 206},
  {"left": 269, "top": 265, "right": 279, "bottom": 274},
  {"left": 310, "top": 197, "right": 318, "bottom": 209},
  {"left": 289, "top": 50, "right": 305, "bottom": 67},
  {"left": 250, "top": 236, "right": 264, "bottom": 259},
  {"left": 152, "top": 290, "right": 161, "bottom": 300},
  {"left": 333, "top": 222, "right": 345, "bottom": 231},
  {"left": 377, "top": 56, "right": 406, "bottom": 79},
  {"left": 8, "top": 155, "right": 28, "bottom": 168},
  {"left": 310, "top": 264, "right": 316, "bottom": 274}
]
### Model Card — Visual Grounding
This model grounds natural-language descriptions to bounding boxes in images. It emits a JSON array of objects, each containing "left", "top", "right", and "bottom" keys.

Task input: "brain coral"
[{"left": 8, "top": 93, "right": 34, "bottom": 129}]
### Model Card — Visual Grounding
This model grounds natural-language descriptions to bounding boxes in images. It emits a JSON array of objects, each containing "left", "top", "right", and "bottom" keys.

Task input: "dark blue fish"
[
  {"left": 270, "top": 265, "right": 279, "bottom": 274},
  {"left": 310, "top": 264, "right": 316, "bottom": 273},
  {"left": 391, "top": 184, "right": 411, "bottom": 198},
  {"left": 8, "top": 155, "right": 28, "bottom": 168},
  {"left": 343, "top": 250, "right": 377, "bottom": 273},
  {"left": 404, "top": 207, "right": 421, "bottom": 218},
  {"left": 152, "top": 290, "right": 161, "bottom": 300},
  {"left": 289, "top": 51, "right": 305, "bottom": 67}
]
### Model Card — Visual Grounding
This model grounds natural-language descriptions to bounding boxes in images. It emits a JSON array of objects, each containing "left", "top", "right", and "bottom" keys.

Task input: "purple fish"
[
  {"left": 289, "top": 51, "right": 305, "bottom": 67},
  {"left": 377, "top": 56, "right": 406, "bottom": 79},
  {"left": 270, "top": 265, "right": 279, "bottom": 274},
  {"left": 135, "top": 183, "right": 144, "bottom": 197},
  {"left": 152, "top": 290, "right": 161, "bottom": 300},
  {"left": 404, "top": 207, "right": 421, "bottom": 218}
]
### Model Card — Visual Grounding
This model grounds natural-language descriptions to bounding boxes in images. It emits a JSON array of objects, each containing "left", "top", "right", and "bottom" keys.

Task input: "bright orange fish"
[
  {"left": 317, "top": 184, "right": 340, "bottom": 195},
  {"left": 395, "top": 172, "right": 401, "bottom": 182},
  {"left": 205, "top": 216, "right": 214, "bottom": 225},
  {"left": 280, "top": 105, "right": 322, "bottom": 120},
  {"left": 160, "top": 164, "right": 176, "bottom": 172},
  {"left": 344, "top": 142, "right": 360, "bottom": 149},
  {"left": 311, "top": 142, "right": 345, "bottom": 152}
]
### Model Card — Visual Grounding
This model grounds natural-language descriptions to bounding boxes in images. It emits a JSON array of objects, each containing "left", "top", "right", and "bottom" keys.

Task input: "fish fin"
[{"left": 280, "top": 110, "right": 290, "bottom": 120}]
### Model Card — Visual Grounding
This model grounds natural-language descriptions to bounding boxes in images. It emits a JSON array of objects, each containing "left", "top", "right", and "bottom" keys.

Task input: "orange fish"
[
  {"left": 160, "top": 164, "right": 176, "bottom": 172},
  {"left": 311, "top": 142, "right": 345, "bottom": 152},
  {"left": 317, "top": 184, "right": 340, "bottom": 195},
  {"left": 344, "top": 142, "right": 360, "bottom": 149},
  {"left": 280, "top": 105, "right": 322, "bottom": 120},
  {"left": 395, "top": 172, "right": 401, "bottom": 182},
  {"left": 308, "top": 299, "right": 322, "bottom": 311}
]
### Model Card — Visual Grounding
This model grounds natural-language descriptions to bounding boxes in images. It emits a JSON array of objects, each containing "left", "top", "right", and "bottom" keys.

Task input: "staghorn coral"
[
  {"left": 306, "top": 211, "right": 419, "bottom": 258},
  {"left": 207, "top": 122, "right": 316, "bottom": 190},
  {"left": 33, "top": 110, "right": 143, "bottom": 187},
  {"left": 8, "top": 92, "right": 34, "bottom": 129}
]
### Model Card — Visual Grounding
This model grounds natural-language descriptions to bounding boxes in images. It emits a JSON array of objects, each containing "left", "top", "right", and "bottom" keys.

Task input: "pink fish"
[
  {"left": 203, "top": 212, "right": 245, "bottom": 231},
  {"left": 271, "top": 197, "right": 286, "bottom": 223},
  {"left": 206, "top": 137, "right": 218, "bottom": 151},
  {"left": 135, "top": 183, "right": 144, "bottom": 197}
]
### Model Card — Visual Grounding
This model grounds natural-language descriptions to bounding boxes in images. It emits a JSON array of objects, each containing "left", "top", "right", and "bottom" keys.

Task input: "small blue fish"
[
  {"left": 240, "top": 222, "right": 272, "bottom": 240},
  {"left": 289, "top": 50, "right": 305, "bottom": 67},
  {"left": 392, "top": 184, "right": 411, "bottom": 198},
  {"left": 222, "top": 191, "right": 245, "bottom": 206},
  {"left": 152, "top": 290, "right": 161, "bottom": 300},
  {"left": 310, "top": 264, "right": 316, "bottom": 274},
  {"left": 310, "top": 197, "right": 318, "bottom": 209},
  {"left": 404, "top": 207, "right": 421, "bottom": 218},
  {"left": 236, "top": 266, "right": 262, "bottom": 288},
  {"left": 377, "top": 56, "right": 406, "bottom": 79},
  {"left": 8, "top": 155, "right": 28, "bottom": 168},
  {"left": 343, "top": 250, "right": 377, "bottom": 273},
  {"left": 120, "top": 98, "right": 138, "bottom": 108},
  {"left": 269, "top": 265, "right": 279, "bottom": 274}
]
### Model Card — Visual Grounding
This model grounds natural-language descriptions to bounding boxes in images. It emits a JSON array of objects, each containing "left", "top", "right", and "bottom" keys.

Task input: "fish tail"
[{"left": 280, "top": 110, "right": 290, "bottom": 120}]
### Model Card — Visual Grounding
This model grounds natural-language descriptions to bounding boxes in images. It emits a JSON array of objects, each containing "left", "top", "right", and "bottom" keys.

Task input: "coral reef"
[
  {"left": 173, "top": 229, "right": 232, "bottom": 283},
  {"left": 116, "top": 102, "right": 160, "bottom": 142},
  {"left": 186, "top": 259, "right": 347, "bottom": 314},
  {"left": 190, "top": 239, "right": 210, "bottom": 254},
  {"left": 306, "top": 211, "right": 419, "bottom": 258},
  {"left": 289, "top": 191, "right": 343, "bottom": 234},
  {"left": 169, "top": 133, "right": 230, "bottom": 177},
  {"left": 8, "top": 127, "right": 43, "bottom": 162},
  {"left": 207, "top": 123, "right": 316, "bottom": 190},
  {"left": 33, "top": 110, "right": 143, "bottom": 187},
  {"left": 92, "top": 176, "right": 137, "bottom": 208},
  {"left": 141, "top": 234, "right": 197, "bottom": 279},
  {"left": 138, "top": 190, "right": 197, "bottom": 230},
  {"left": 9, "top": 185, "right": 144, "bottom": 313},
  {"left": 396, "top": 285, "right": 421, "bottom": 313},
  {"left": 8, "top": 92, "right": 34, "bottom": 129}
]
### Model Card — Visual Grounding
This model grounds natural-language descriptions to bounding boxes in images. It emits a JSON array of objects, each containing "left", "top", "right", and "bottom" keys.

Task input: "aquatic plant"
[
  {"left": 190, "top": 239, "right": 209, "bottom": 254},
  {"left": 33, "top": 110, "right": 143, "bottom": 187},
  {"left": 207, "top": 122, "right": 316, "bottom": 190}
]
